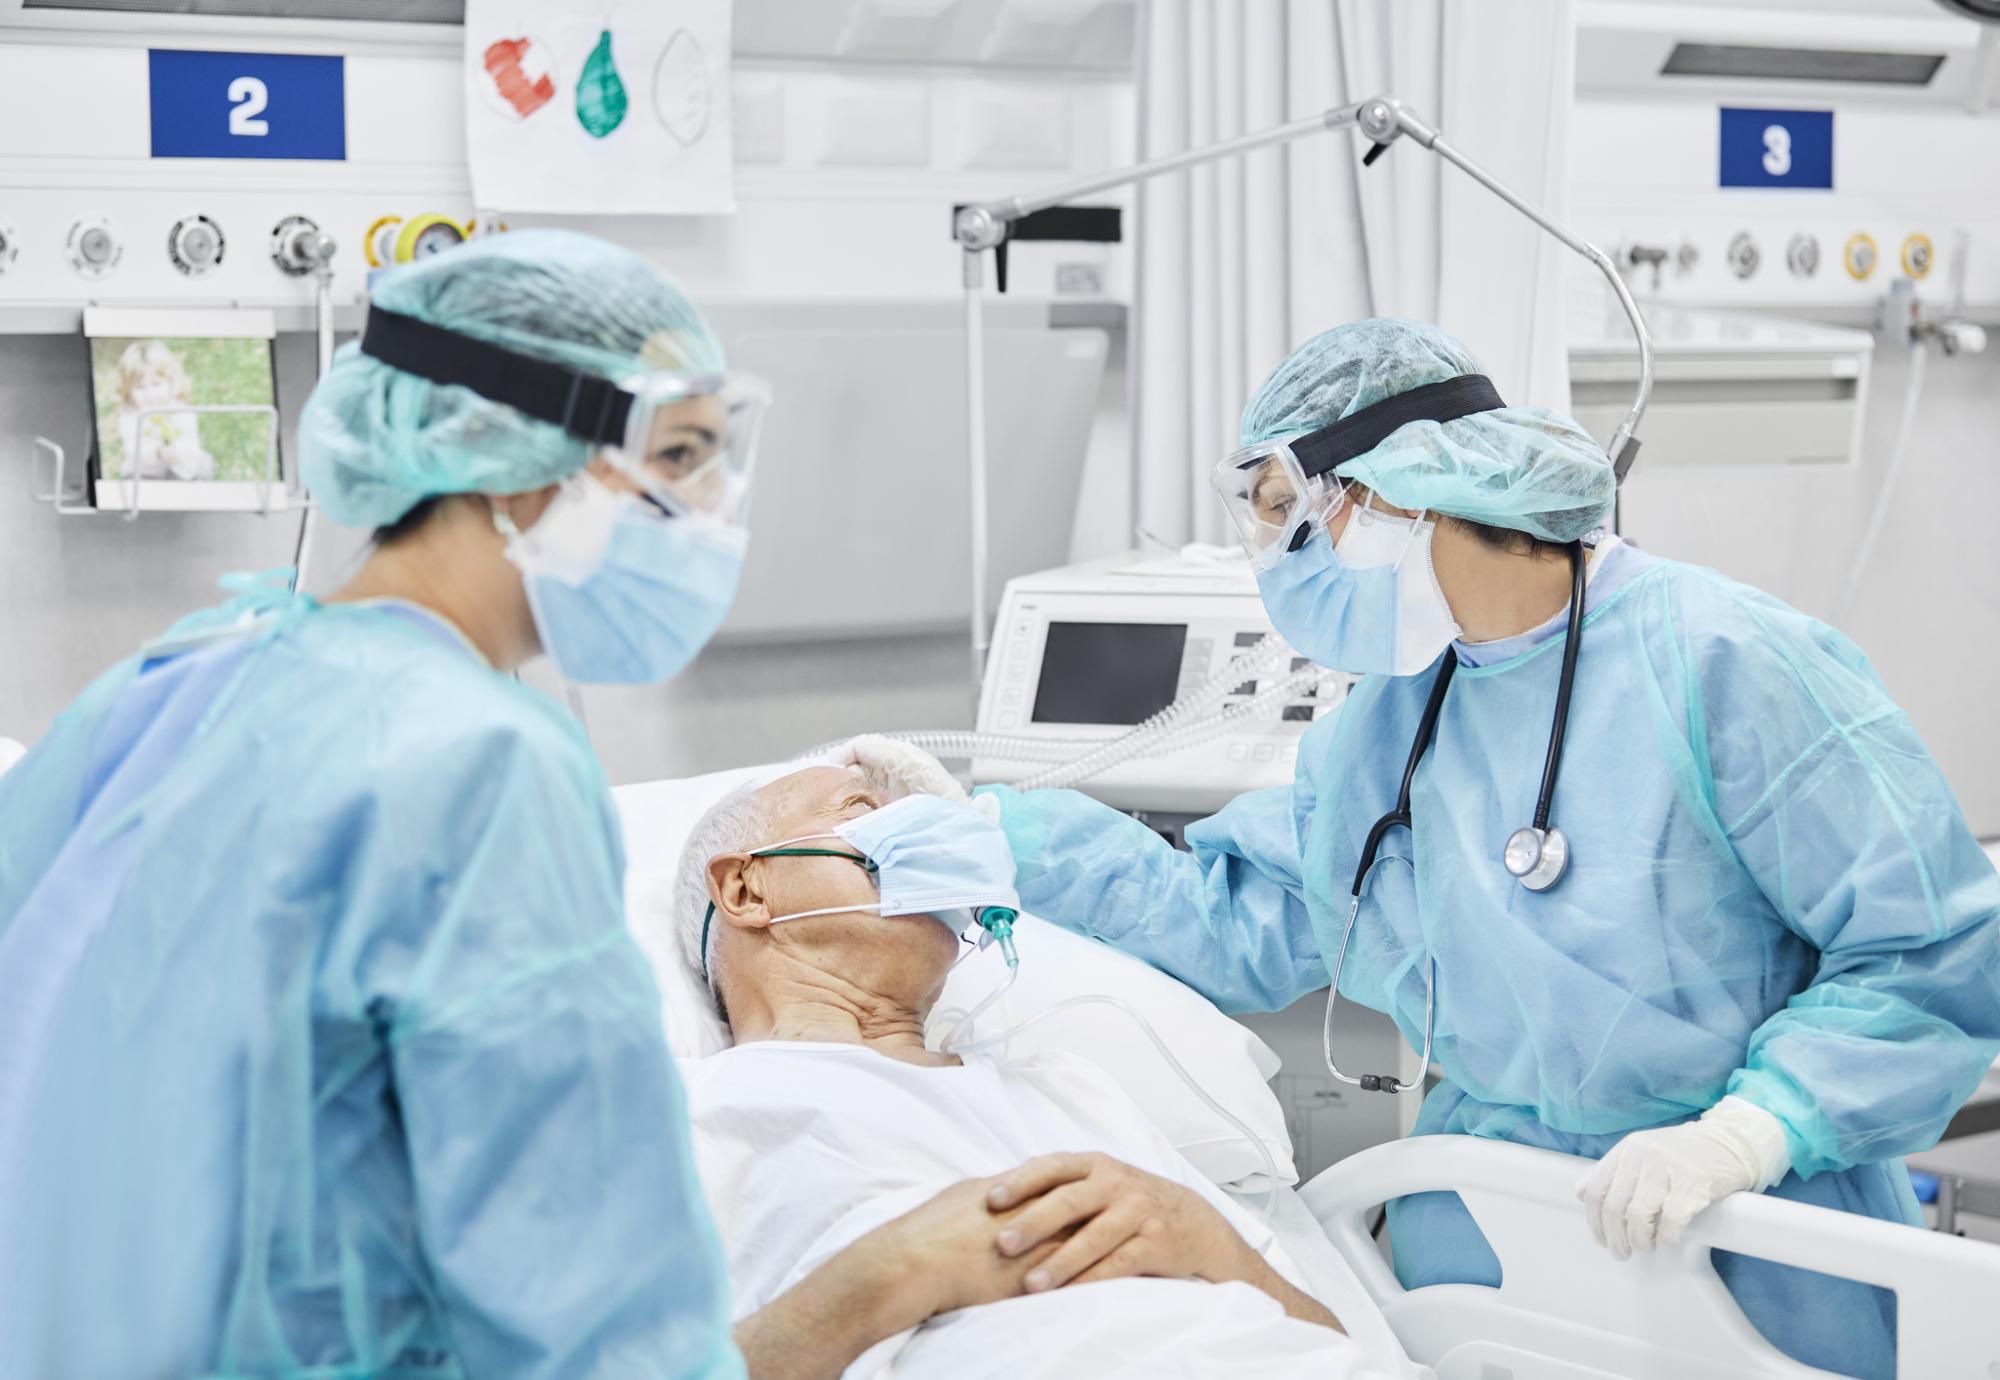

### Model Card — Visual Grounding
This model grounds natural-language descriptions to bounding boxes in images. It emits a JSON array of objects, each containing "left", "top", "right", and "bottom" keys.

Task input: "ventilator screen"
[{"left": 1033, "top": 622, "right": 1185, "bottom": 726}]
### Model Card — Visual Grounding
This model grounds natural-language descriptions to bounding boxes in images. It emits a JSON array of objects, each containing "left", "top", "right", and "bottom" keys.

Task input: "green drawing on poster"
[{"left": 576, "top": 29, "right": 629, "bottom": 139}]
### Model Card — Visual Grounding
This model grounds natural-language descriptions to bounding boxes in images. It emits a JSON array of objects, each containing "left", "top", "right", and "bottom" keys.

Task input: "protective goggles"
[
  {"left": 360, "top": 306, "right": 771, "bottom": 525},
  {"left": 1211, "top": 374, "right": 1505, "bottom": 569}
]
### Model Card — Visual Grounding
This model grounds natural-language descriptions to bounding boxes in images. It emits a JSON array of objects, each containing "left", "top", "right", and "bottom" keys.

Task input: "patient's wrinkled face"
[
  {"left": 712, "top": 767, "right": 963, "bottom": 1007},
  {"left": 753, "top": 767, "right": 888, "bottom": 916}
]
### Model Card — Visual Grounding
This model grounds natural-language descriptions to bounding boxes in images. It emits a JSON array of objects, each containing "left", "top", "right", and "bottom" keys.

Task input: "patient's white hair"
[
  {"left": 674, "top": 781, "right": 772, "bottom": 1023},
  {"left": 673, "top": 760, "right": 901, "bottom": 1025}
]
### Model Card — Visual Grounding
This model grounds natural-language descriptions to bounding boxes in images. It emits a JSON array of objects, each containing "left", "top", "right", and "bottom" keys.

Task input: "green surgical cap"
[
  {"left": 299, "top": 228, "right": 726, "bottom": 528},
  {"left": 1239, "top": 318, "right": 1614, "bottom": 543}
]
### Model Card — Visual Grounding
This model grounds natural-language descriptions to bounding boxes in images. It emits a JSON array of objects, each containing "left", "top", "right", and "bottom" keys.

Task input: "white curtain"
[{"left": 1131, "top": 0, "right": 1577, "bottom": 547}]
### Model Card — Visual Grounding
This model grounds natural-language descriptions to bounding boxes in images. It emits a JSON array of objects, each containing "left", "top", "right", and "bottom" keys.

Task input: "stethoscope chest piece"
[{"left": 1503, "top": 825, "right": 1569, "bottom": 892}]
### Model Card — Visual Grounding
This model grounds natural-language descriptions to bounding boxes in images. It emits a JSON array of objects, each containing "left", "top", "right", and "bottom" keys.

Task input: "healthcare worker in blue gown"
[
  {"left": 976, "top": 319, "right": 2000, "bottom": 1380},
  {"left": 0, "top": 232, "right": 768, "bottom": 1378}
]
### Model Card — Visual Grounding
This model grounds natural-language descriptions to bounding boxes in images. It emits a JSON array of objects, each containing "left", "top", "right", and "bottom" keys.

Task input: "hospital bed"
[
  {"left": 1302, "top": 1137, "right": 2000, "bottom": 1379},
  {"left": 616, "top": 766, "right": 2000, "bottom": 1380}
]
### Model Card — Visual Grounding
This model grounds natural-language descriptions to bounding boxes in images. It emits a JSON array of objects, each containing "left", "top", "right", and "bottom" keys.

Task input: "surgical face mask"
[
  {"left": 700, "top": 794, "right": 1021, "bottom": 983},
  {"left": 1255, "top": 501, "right": 1461, "bottom": 676},
  {"left": 497, "top": 471, "right": 747, "bottom": 685}
]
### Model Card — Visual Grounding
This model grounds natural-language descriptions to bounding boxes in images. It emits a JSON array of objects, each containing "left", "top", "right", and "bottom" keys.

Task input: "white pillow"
[
  {"left": 612, "top": 765, "right": 1298, "bottom": 1190},
  {"left": 616, "top": 764, "right": 779, "bottom": 1061},
  {"left": 927, "top": 915, "right": 1297, "bottom": 1190}
]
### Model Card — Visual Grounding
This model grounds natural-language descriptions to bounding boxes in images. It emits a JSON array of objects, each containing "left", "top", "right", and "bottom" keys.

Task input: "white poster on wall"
[{"left": 464, "top": 0, "right": 734, "bottom": 214}]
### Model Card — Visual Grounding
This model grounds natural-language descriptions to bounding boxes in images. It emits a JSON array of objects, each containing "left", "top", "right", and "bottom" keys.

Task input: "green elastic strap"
[{"left": 699, "top": 847, "right": 876, "bottom": 982}]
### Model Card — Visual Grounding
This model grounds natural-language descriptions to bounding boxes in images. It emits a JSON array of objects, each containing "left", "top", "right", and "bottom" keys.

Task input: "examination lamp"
[{"left": 951, "top": 94, "right": 1656, "bottom": 694}]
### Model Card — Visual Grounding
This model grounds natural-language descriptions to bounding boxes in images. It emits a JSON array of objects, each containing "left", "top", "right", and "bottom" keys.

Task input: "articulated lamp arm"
[{"left": 953, "top": 95, "right": 1653, "bottom": 694}]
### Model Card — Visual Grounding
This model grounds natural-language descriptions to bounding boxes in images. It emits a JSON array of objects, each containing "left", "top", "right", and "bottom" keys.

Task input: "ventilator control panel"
[{"left": 974, "top": 552, "right": 1348, "bottom": 815}]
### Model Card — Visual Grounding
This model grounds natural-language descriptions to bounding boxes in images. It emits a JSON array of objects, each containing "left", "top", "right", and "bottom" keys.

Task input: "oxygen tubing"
[{"left": 941, "top": 991, "right": 1284, "bottom": 1224}]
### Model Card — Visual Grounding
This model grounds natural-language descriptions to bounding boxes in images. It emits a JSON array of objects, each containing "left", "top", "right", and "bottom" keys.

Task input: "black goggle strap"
[
  {"left": 698, "top": 848, "right": 877, "bottom": 982},
  {"left": 360, "top": 305, "right": 636, "bottom": 449},
  {"left": 1245, "top": 374, "right": 1507, "bottom": 556}
]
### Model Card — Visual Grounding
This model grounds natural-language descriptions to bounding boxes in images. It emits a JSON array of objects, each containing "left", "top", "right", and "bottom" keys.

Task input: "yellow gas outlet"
[
  {"left": 363, "top": 214, "right": 402, "bottom": 269},
  {"left": 1901, "top": 232, "right": 1934, "bottom": 279},
  {"left": 1843, "top": 232, "right": 1878, "bottom": 281},
  {"left": 393, "top": 213, "right": 471, "bottom": 263}
]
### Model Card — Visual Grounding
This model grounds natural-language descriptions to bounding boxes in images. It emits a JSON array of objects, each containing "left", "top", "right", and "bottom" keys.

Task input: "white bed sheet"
[
  {"left": 1232, "top": 1182, "right": 1422, "bottom": 1377},
  {"left": 687, "top": 1039, "right": 1421, "bottom": 1379}
]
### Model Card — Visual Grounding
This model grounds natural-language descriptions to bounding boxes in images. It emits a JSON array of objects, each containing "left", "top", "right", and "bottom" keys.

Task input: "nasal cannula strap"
[{"left": 698, "top": 844, "right": 875, "bottom": 984}]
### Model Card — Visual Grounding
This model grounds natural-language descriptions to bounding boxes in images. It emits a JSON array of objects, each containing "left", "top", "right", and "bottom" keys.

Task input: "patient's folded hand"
[
  {"left": 983, "top": 1152, "right": 1253, "bottom": 1294},
  {"left": 860, "top": 1175, "right": 1071, "bottom": 1328}
]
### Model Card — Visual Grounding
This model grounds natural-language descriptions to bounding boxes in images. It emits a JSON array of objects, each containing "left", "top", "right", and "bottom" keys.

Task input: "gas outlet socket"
[
  {"left": 0, "top": 220, "right": 17, "bottom": 276},
  {"left": 1726, "top": 232, "right": 1761, "bottom": 279},
  {"left": 271, "top": 215, "right": 335, "bottom": 276},
  {"left": 1786, "top": 233, "right": 1820, "bottom": 278},
  {"left": 66, "top": 216, "right": 121, "bottom": 279},
  {"left": 1844, "top": 232, "right": 1879, "bottom": 280},
  {"left": 168, "top": 214, "right": 226, "bottom": 277},
  {"left": 1901, "top": 233, "right": 1934, "bottom": 279}
]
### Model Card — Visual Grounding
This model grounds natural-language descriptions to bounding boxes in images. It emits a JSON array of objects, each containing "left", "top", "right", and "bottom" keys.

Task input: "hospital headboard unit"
[{"left": 952, "top": 95, "right": 1658, "bottom": 696}]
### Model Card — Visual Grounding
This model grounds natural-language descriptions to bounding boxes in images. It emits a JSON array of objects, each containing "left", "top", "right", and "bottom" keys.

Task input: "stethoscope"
[{"left": 1324, "top": 539, "right": 1587, "bottom": 1094}]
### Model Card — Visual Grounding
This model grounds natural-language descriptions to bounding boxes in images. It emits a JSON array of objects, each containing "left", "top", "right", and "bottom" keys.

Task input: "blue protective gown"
[
  {"left": 0, "top": 591, "right": 742, "bottom": 1380},
  {"left": 982, "top": 552, "right": 2000, "bottom": 1380}
]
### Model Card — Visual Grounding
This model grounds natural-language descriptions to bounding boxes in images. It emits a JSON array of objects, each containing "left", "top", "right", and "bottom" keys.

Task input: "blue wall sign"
[
  {"left": 150, "top": 50, "right": 346, "bottom": 161},
  {"left": 1718, "top": 107, "right": 1831, "bottom": 189}
]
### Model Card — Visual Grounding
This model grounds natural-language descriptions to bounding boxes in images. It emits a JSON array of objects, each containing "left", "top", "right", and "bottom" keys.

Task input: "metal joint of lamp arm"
[{"left": 956, "top": 92, "right": 1649, "bottom": 481}]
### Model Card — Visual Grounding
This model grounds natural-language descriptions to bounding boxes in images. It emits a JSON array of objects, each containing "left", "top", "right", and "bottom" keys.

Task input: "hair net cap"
[
  {"left": 1239, "top": 318, "right": 1614, "bottom": 544},
  {"left": 299, "top": 228, "right": 726, "bottom": 528}
]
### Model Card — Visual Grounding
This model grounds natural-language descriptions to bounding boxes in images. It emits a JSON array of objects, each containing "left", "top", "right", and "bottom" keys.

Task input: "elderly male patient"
[{"left": 671, "top": 762, "right": 1398, "bottom": 1380}]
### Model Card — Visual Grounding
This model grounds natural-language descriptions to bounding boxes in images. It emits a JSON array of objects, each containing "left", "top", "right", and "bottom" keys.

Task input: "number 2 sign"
[{"left": 150, "top": 50, "right": 346, "bottom": 161}]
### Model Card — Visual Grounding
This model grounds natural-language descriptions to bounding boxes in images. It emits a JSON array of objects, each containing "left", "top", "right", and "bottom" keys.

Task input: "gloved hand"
[
  {"left": 840, "top": 735, "right": 969, "bottom": 804},
  {"left": 1576, "top": 1096, "right": 1791, "bottom": 1259}
]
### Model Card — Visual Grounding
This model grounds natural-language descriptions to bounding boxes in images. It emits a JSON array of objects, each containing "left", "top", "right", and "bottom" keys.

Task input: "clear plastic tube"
[
  {"left": 802, "top": 729, "right": 1079, "bottom": 765},
  {"left": 943, "top": 991, "right": 1283, "bottom": 1223},
  {"left": 997, "top": 636, "right": 1293, "bottom": 787},
  {"left": 936, "top": 959, "right": 1020, "bottom": 1052},
  {"left": 1834, "top": 340, "right": 1928, "bottom": 627},
  {"left": 1014, "top": 664, "right": 1330, "bottom": 792}
]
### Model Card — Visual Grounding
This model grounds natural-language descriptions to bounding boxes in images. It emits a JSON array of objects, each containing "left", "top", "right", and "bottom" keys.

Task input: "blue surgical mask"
[
  {"left": 700, "top": 794, "right": 1022, "bottom": 982},
  {"left": 499, "top": 472, "right": 747, "bottom": 685},
  {"left": 829, "top": 794, "right": 1021, "bottom": 937},
  {"left": 1255, "top": 503, "right": 1460, "bottom": 676}
]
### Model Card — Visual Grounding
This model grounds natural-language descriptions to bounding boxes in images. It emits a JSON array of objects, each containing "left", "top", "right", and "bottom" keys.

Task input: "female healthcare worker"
[
  {"left": 0, "top": 231, "right": 771, "bottom": 1379},
  {"left": 974, "top": 318, "right": 2000, "bottom": 1380}
]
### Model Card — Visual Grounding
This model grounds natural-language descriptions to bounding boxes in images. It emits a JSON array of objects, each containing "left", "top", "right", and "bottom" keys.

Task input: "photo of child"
[
  {"left": 111, "top": 341, "right": 214, "bottom": 480},
  {"left": 89, "top": 334, "right": 276, "bottom": 484}
]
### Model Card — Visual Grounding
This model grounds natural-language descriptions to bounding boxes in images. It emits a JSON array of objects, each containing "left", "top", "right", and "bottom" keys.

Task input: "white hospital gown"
[{"left": 684, "top": 1041, "right": 1398, "bottom": 1379}]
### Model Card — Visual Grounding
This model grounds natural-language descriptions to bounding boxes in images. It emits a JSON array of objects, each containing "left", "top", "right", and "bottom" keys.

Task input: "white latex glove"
[
  {"left": 1576, "top": 1096, "right": 1791, "bottom": 1260},
  {"left": 839, "top": 734, "right": 969, "bottom": 804}
]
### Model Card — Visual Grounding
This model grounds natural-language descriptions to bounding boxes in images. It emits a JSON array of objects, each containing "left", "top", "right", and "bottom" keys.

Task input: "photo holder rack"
[{"left": 30, "top": 403, "right": 291, "bottom": 520}]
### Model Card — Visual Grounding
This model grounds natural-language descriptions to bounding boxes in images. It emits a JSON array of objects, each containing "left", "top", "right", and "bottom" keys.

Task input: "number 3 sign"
[
  {"left": 1719, "top": 107, "right": 1831, "bottom": 190},
  {"left": 150, "top": 50, "right": 346, "bottom": 161}
]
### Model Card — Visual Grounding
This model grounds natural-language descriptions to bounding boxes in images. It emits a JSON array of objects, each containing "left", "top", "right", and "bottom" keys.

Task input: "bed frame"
[{"left": 1302, "top": 1138, "right": 2000, "bottom": 1379}]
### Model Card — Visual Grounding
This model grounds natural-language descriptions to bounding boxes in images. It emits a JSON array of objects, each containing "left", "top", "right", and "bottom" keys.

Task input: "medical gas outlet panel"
[
  {"left": 1583, "top": 220, "right": 1989, "bottom": 311},
  {"left": 0, "top": 198, "right": 481, "bottom": 328},
  {"left": 973, "top": 554, "right": 1345, "bottom": 816},
  {"left": 1567, "top": 98, "right": 2000, "bottom": 318},
  {"left": 0, "top": 36, "right": 478, "bottom": 330}
]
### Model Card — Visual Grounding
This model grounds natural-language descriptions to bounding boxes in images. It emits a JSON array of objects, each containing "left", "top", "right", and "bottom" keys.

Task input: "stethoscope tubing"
[{"left": 1327, "top": 540, "right": 1588, "bottom": 1093}]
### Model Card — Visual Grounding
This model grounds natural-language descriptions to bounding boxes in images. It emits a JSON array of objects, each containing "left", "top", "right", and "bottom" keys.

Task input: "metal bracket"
[
  {"left": 30, "top": 436, "right": 94, "bottom": 517},
  {"left": 34, "top": 403, "right": 287, "bottom": 519}
]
